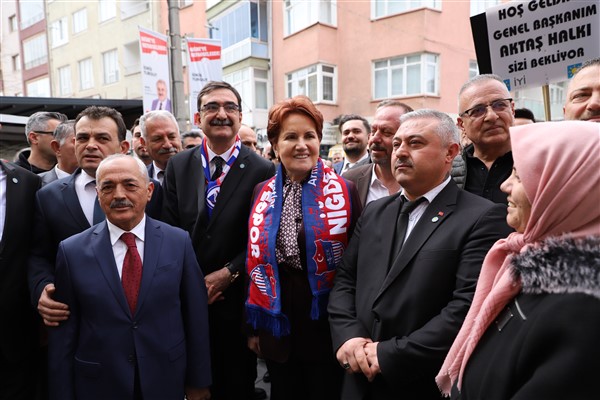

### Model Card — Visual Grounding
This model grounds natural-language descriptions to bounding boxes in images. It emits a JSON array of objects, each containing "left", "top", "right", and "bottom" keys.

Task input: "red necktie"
[{"left": 121, "top": 232, "right": 142, "bottom": 314}]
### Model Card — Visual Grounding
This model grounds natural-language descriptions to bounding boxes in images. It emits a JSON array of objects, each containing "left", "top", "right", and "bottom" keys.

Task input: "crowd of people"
[{"left": 1, "top": 57, "right": 598, "bottom": 400}]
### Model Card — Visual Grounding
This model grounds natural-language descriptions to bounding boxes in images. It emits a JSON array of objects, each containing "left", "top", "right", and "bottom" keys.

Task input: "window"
[
  {"left": 287, "top": 64, "right": 336, "bottom": 103},
  {"left": 121, "top": 0, "right": 149, "bottom": 19},
  {"left": 51, "top": 17, "right": 68, "bottom": 48},
  {"left": 8, "top": 15, "right": 17, "bottom": 32},
  {"left": 469, "top": 60, "right": 479, "bottom": 79},
  {"left": 12, "top": 54, "right": 21, "bottom": 71},
  {"left": 99, "top": 0, "right": 116, "bottom": 22},
  {"left": 73, "top": 8, "right": 88, "bottom": 33},
  {"left": 209, "top": 1, "right": 268, "bottom": 49},
  {"left": 19, "top": 0, "right": 44, "bottom": 29},
  {"left": 58, "top": 65, "right": 72, "bottom": 95},
  {"left": 373, "top": 53, "right": 438, "bottom": 99},
  {"left": 284, "top": 0, "right": 336, "bottom": 36},
  {"left": 26, "top": 77, "right": 51, "bottom": 97},
  {"left": 470, "top": 0, "right": 500, "bottom": 16},
  {"left": 178, "top": 0, "right": 193, "bottom": 8},
  {"left": 23, "top": 34, "right": 48, "bottom": 70},
  {"left": 373, "top": 0, "right": 440, "bottom": 19},
  {"left": 223, "top": 67, "right": 269, "bottom": 111},
  {"left": 102, "top": 49, "right": 119, "bottom": 84},
  {"left": 79, "top": 58, "right": 94, "bottom": 90},
  {"left": 123, "top": 41, "right": 141, "bottom": 75}
]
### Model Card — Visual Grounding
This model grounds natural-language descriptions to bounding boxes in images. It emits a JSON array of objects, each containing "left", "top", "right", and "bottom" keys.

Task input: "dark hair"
[
  {"left": 130, "top": 117, "right": 141, "bottom": 132},
  {"left": 75, "top": 106, "right": 127, "bottom": 142},
  {"left": 267, "top": 95, "right": 323, "bottom": 144},
  {"left": 338, "top": 114, "right": 370, "bottom": 134},
  {"left": 197, "top": 81, "right": 243, "bottom": 113},
  {"left": 514, "top": 108, "right": 535, "bottom": 122},
  {"left": 182, "top": 131, "right": 203, "bottom": 140},
  {"left": 376, "top": 100, "right": 414, "bottom": 113}
]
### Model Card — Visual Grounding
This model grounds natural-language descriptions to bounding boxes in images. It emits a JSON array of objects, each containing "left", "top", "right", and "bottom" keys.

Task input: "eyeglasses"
[
  {"left": 460, "top": 98, "right": 513, "bottom": 119},
  {"left": 201, "top": 102, "right": 240, "bottom": 114},
  {"left": 33, "top": 130, "right": 55, "bottom": 135}
]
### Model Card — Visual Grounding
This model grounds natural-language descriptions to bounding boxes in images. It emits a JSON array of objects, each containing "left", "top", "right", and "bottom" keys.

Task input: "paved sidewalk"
[{"left": 255, "top": 358, "right": 271, "bottom": 399}]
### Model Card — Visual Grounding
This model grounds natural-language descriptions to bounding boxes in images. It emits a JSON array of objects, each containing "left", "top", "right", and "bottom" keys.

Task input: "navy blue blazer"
[
  {"left": 27, "top": 169, "right": 163, "bottom": 306},
  {"left": 48, "top": 217, "right": 211, "bottom": 399}
]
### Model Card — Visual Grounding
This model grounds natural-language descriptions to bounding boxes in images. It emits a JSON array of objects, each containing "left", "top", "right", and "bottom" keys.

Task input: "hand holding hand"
[{"left": 336, "top": 337, "right": 373, "bottom": 374}]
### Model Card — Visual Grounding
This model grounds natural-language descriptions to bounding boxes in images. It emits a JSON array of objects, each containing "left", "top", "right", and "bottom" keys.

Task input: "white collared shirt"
[
  {"left": 0, "top": 166, "right": 6, "bottom": 243},
  {"left": 342, "top": 152, "right": 369, "bottom": 172},
  {"left": 401, "top": 176, "right": 451, "bottom": 241},
  {"left": 207, "top": 143, "right": 235, "bottom": 179},
  {"left": 54, "top": 165, "right": 71, "bottom": 180},
  {"left": 74, "top": 171, "right": 98, "bottom": 226},
  {"left": 366, "top": 164, "right": 400, "bottom": 205},
  {"left": 151, "top": 161, "right": 164, "bottom": 184},
  {"left": 107, "top": 216, "right": 146, "bottom": 279}
]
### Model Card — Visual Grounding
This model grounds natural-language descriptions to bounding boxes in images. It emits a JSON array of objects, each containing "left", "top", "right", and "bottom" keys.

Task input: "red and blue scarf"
[{"left": 246, "top": 159, "right": 352, "bottom": 337}]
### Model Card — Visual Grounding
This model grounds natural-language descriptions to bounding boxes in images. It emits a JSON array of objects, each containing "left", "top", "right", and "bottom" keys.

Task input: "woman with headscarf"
[
  {"left": 245, "top": 96, "right": 361, "bottom": 400},
  {"left": 436, "top": 120, "right": 600, "bottom": 399}
]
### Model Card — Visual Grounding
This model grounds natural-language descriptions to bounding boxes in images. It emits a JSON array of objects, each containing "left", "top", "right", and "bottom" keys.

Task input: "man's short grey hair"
[
  {"left": 139, "top": 110, "right": 180, "bottom": 139},
  {"left": 577, "top": 57, "right": 600, "bottom": 73},
  {"left": 25, "top": 111, "right": 67, "bottom": 143},
  {"left": 53, "top": 120, "right": 75, "bottom": 146},
  {"left": 458, "top": 74, "right": 507, "bottom": 98},
  {"left": 399, "top": 109, "right": 460, "bottom": 146},
  {"left": 96, "top": 154, "right": 150, "bottom": 184}
]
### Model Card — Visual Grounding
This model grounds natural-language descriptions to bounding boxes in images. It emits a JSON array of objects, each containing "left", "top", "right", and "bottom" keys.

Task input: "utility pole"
[{"left": 167, "top": 0, "right": 186, "bottom": 131}]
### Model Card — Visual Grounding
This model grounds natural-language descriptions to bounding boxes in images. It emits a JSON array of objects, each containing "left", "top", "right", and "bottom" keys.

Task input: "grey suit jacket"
[
  {"left": 342, "top": 163, "right": 373, "bottom": 208},
  {"left": 39, "top": 168, "right": 59, "bottom": 186}
]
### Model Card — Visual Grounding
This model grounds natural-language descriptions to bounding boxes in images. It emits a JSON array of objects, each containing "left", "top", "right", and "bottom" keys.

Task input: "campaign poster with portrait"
[
  {"left": 139, "top": 27, "right": 172, "bottom": 113},
  {"left": 186, "top": 38, "right": 222, "bottom": 126}
]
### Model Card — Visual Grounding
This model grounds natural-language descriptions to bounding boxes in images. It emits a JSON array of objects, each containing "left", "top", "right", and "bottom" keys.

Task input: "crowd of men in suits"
[{"left": 1, "top": 57, "right": 598, "bottom": 400}]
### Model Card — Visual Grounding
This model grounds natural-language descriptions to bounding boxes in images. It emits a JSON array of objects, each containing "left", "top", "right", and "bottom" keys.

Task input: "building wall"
[
  {"left": 1, "top": 1, "right": 24, "bottom": 95},
  {"left": 47, "top": 0, "right": 162, "bottom": 100},
  {"left": 17, "top": 0, "right": 50, "bottom": 96}
]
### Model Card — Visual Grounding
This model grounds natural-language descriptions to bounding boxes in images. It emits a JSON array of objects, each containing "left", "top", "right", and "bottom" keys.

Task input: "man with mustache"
[
  {"left": 452, "top": 74, "right": 515, "bottom": 204},
  {"left": 329, "top": 110, "right": 511, "bottom": 399},
  {"left": 140, "top": 110, "right": 182, "bottom": 185},
  {"left": 28, "top": 106, "right": 163, "bottom": 329},
  {"left": 48, "top": 154, "right": 211, "bottom": 400},
  {"left": 162, "top": 81, "right": 275, "bottom": 400},
  {"left": 343, "top": 101, "right": 412, "bottom": 207},
  {"left": 334, "top": 114, "right": 371, "bottom": 174},
  {"left": 563, "top": 57, "right": 600, "bottom": 122}
]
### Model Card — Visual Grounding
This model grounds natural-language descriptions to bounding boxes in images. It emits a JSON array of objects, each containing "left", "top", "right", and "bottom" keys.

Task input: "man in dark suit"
[
  {"left": 139, "top": 110, "right": 182, "bottom": 185},
  {"left": 343, "top": 101, "right": 412, "bottom": 207},
  {"left": 0, "top": 160, "right": 41, "bottom": 400},
  {"left": 333, "top": 114, "right": 371, "bottom": 174},
  {"left": 28, "top": 106, "right": 162, "bottom": 328},
  {"left": 162, "top": 81, "right": 275, "bottom": 400},
  {"left": 39, "top": 120, "right": 78, "bottom": 186},
  {"left": 328, "top": 109, "right": 511, "bottom": 399},
  {"left": 49, "top": 154, "right": 211, "bottom": 400}
]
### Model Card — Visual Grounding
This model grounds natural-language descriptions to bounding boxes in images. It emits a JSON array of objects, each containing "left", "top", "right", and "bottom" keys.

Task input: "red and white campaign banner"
[
  {"left": 139, "top": 27, "right": 172, "bottom": 113},
  {"left": 186, "top": 38, "right": 222, "bottom": 125}
]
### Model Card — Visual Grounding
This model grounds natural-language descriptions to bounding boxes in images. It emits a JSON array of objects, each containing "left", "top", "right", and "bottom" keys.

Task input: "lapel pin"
[
  {"left": 431, "top": 216, "right": 439, "bottom": 222},
  {"left": 12, "top": 177, "right": 18, "bottom": 184},
  {"left": 240, "top": 163, "right": 245, "bottom": 169},
  {"left": 438, "top": 211, "right": 444, "bottom": 216}
]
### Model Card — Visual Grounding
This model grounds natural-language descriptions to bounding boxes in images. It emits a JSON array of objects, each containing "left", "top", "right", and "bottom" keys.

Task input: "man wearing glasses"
[
  {"left": 162, "top": 81, "right": 275, "bottom": 400},
  {"left": 453, "top": 74, "right": 514, "bottom": 204},
  {"left": 15, "top": 111, "right": 67, "bottom": 174}
]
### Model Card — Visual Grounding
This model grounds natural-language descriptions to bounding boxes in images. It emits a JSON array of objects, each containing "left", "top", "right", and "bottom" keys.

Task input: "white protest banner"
[
  {"left": 139, "top": 27, "right": 172, "bottom": 113},
  {"left": 186, "top": 38, "right": 222, "bottom": 125},
  {"left": 481, "top": 0, "right": 599, "bottom": 90}
]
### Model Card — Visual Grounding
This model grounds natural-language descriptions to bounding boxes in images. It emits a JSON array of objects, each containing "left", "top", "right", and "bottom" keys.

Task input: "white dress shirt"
[
  {"left": 207, "top": 143, "right": 235, "bottom": 179},
  {"left": 107, "top": 216, "right": 146, "bottom": 279},
  {"left": 366, "top": 164, "right": 399, "bottom": 205},
  {"left": 402, "top": 176, "right": 451, "bottom": 242},
  {"left": 74, "top": 171, "right": 98, "bottom": 226}
]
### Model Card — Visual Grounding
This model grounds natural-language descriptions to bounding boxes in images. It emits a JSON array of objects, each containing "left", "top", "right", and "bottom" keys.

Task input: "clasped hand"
[{"left": 336, "top": 337, "right": 381, "bottom": 382}]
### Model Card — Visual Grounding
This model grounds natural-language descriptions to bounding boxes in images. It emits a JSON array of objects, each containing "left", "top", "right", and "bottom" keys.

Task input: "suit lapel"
[
  {"left": 191, "top": 148, "right": 209, "bottom": 230},
  {"left": 91, "top": 223, "right": 131, "bottom": 316},
  {"left": 375, "top": 182, "right": 458, "bottom": 302},
  {"left": 135, "top": 218, "right": 161, "bottom": 315},
  {"left": 61, "top": 171, "right": 91, "bottom": 231},
  {"left": 356, "top": 166, "right": 372, "bottom": 206}
]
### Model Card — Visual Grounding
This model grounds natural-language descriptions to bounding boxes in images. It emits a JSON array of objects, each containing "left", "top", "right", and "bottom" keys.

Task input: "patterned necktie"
[
  {"left": 391, "top": 196, "right": 426, "bottom": 263},
  {"left": 121, "top": 232, "right": 142, "bottom": 315},
  {"left": 211, "top": 156, "right": 224, "bottom": 181}
]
